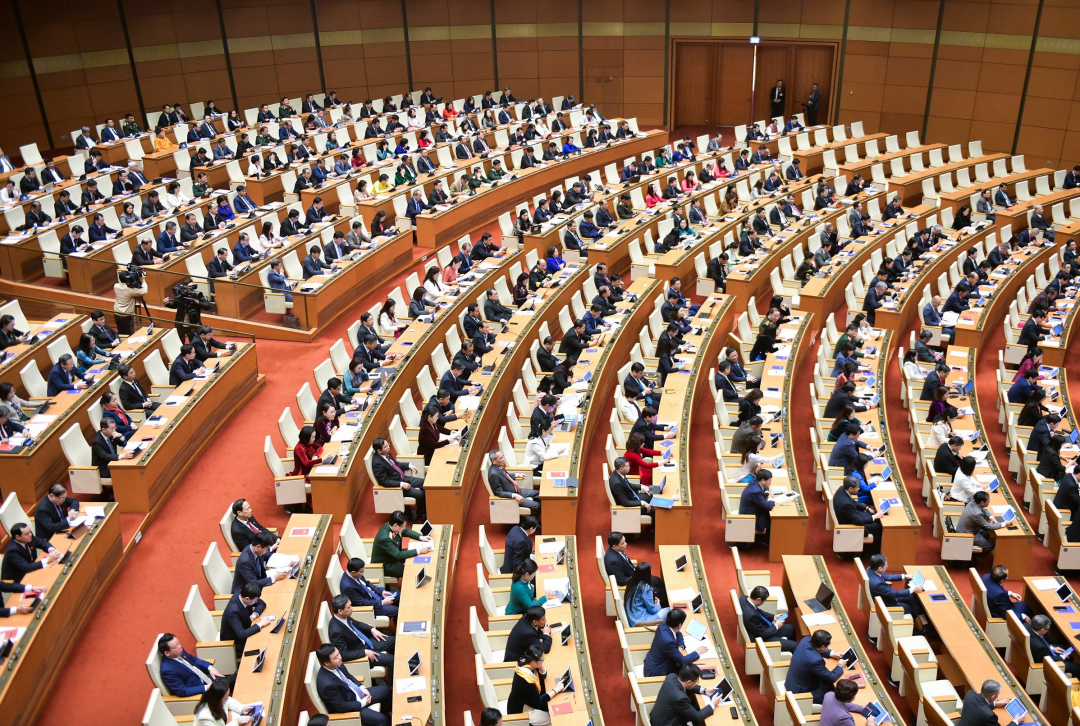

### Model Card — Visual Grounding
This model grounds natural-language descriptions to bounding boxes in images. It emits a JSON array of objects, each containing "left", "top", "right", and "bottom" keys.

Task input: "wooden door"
[
  {"left": 793, "top": 45, "right": 834, "bottom": 125},
  {"left": 716, "top": 43, "right": 754, "bottom": 126},
  {"left": 673, "top": 43, "right": 715, "bottom": 126},
  {"left": 753, "top": 45, "right": 792, "bottom": 123}
]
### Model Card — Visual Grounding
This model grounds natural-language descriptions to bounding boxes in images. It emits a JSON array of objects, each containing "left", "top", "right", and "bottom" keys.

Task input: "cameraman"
[{"left": 114, "top": 267, "right": 148, "bottom": 335}]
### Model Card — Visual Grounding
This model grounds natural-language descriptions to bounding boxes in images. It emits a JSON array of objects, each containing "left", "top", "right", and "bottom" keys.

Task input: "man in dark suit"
[
  {"left": 644, "top": 609, "right": 705, "bottom": 677},
  {"left": 157, "top": 633, "right": 229, "bottom": 696},
  {"left": 439, "top": 362, "right": 480, "bottom": 402},
  {"left": 305, "top": 197, "right": 328, "bottom": 226},
  {"left": 739, "top": 471, "right": 775, "bottom": 542},
  {"left": 833, "top": 476, "right": 884, "bottom": 555},
  {"left": 500, "top": 516, "right": 537, "bottom": 574},
  {"left": 503, "top": 606, "right": 553, "bottom": 664},
  {"left": 1029, "top": 614, "right": 1080, "bottom": 676},
  {"left": 558, "top": 319, "right": 590, "bottom": 364},
  {"left": 866, "top": 554, "right": 924, "bottom": 618},
  {"left": 934, "top": 436, "right": 963, "bottom": 477},
  {"left": 353, "top": 335, "right": 385, "bottom": 373},
  {"left": 341, "top": 558, "right": 398, "bottom": 619},
  {"left": 740, "top": 585, "right": 797, "bottom": 652},
  {"left": 371, "top": 437, "right": 426, "bottom": 518},
  {"left": 327, "top": 595, "right": 395, "bottom": 668},
  {"left": 1018, "top": 310, "right": 1050, "bottom": 349},
  {"left": 169, "top": 345, "right": 204, "bottom": 386},
  {"left": 46, "top": 354, "right": 86, "bottom": 396},
  {"left": 91, "top": 417, "right": 130, "bottom": 481},
  {"left": 1028, "top": 414, "right": 1060, "bottom": 456},
  {"left": 805, "top": 83, "right": 821, "bottom": 125},
  {"left": 33, "top": 484, "right": 80, "bottom": 540},
  {"left": 609, "top": 457, "right": 652, "bottom": 513},
  {"left": 648, "top": 664, "right": 722, "bottom": 726},
  {"left": 957, "top": 680, "right": 1008, "bottom": 726},
  {"left": 714, "top": 361, "right": 742, "bottom": 403},
  {"left": 487, "top": 450, "right": 540, "bottom": 513},
  {"left": 220, "top": 582, "right": 271, "bottom": 658},
  {"left": 302, "top": 245, "right": 333, "bottom": 279},
  {"left": 624, "top": 362, "right": 661, "bottom": 407},
  {"left": 603, "top": 532, "right": 669, "bottom": 605},
  {"left": 118, "top": 364, "right": 158, "bottom": 413},
  {"left": 314, "top": 643, "right": 392, "bottom": 724},
  {"left": 536, "top": 337, "right": 559, "bottom": 372},
  {"left": 229, "top": 498, "right": 278, "bottom": 553},
  {"left": 785, "top": 630, "right": 848, "bottom": 703},
  {"left": 920, "top": 362, "right": 952, "bottom": 401},
  {"left": 631, "top": 407, "right": 674, "bottom": 446},
  {"left": 231, "top": 531, "right": 286, "bottom": 593},
  {"left": 982, "top": 565, "right": 1032, "bottom": 623},
  {"left": 483, "top": 288, "right": 512, "bottom": 324},
  {"left": 193, "top": 325, "right": 232, "bottom": 362},
  {"left": 2, "top": 522, "right": 60, "bottom": 582}
]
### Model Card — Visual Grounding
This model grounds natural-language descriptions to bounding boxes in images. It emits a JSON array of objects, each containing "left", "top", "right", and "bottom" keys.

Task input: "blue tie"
[
  {"left": 624, "top": 476, "right": 640, "bottom": 502},
  {"left": 348, "top": 619, "right": 373, "bottom": 649}
]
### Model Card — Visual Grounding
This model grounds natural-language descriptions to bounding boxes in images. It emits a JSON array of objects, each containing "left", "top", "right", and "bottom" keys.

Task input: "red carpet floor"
[{"left": 40, "top": 134, "right": 1079, "bottom": 725}]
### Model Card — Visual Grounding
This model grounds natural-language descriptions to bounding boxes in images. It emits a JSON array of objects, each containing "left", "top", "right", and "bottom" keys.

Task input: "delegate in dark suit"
[
  {"left": 609, "top": 468, "right": 650, "bottom": 511},
  {"left": 643, "top": 624, "right": 700, "bottom": 677},
  {"left": 956, "top": 689, "right": 999, "bottom": 726},
  {"left": 159, "top": 651, "right": 215, "bottom": 697},
  {"left": 503, "top": 613, "right": 552, "bottom": 664},
  {"left": 501, "top": 524, "right": 533, "bottom": 574},
  {"left": 833, "top": 486, "right": 881, "bottom": 554},
  {"left": 327, "top": 615, "right": 395, "bottom": 667},
  {"left": 1028, "top": 622, "right": 1080, "bottom": 676},
  {"left": 231, "top": 545, "right": 274, "bottom": 593},
  {"left": 219, "top": 591, "right": 267, "bottom": 657},
  {"left": 785, "top": 636, "right": 844, "bottom": 703},
  {"left": 231, "top": 515, "right": 278, "bottom": 553},
  {"left": 315, "top": 664, "right": 392, "bottom": 725},
  {"left": 537, "top": 346, "right": 559, "bottom": 372},
  {"left": 340, "top": 571, "right": 399, "bottom": 619},
  {"left": 648, "top": 672, "right": 715, "bottom": 726},
  {"left": 33, "top": 493, "right": 79, "bottom": 539},
  {"left": 739, "top": 594, "right": 797, "bottom": 652},
  {"left": 1, "top": 535, "right": 56, "bottom": 582}
]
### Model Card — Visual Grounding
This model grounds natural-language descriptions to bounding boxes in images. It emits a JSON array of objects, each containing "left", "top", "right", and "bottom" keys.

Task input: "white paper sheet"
[{"left": 1032, "top": 578, "right": 1061, "bottom": 591}]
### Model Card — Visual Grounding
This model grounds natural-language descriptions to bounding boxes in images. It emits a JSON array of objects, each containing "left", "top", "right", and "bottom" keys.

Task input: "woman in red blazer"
[
  {"left": 624, "top": 431, "right": 660, "bottom": 487},
  {"left": 417, "top": 405, "right": 450, "bottom": 465},
  {"left": 290, "top": 425, "right": 323, "bottom": 481}
]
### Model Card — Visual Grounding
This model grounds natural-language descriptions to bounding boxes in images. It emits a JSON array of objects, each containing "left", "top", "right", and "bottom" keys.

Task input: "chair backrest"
[
  {"left": 297, "top": 382, "right": 317, "bottom": 421},
  {"left": 340, "top": 513, "right": 368, "bottom": 560},
  {"left": 0, "top": 492, "right": 30, "bottom": 536},
  {"left": 478, "top": 524, "right": 502, "bottom": 576},
  {"left": 183, "top": 583, "right": 221, "bottom": 642},
  {"left": 59, "top": 422, "right": 91, "bottom": 466},
  {"left": 142, "top": 688, "right": 179, "bottom": 726},
  {"left": 326, "top": 555, "right": 343, "bottom": 597},
  {"left": 304, "top": 651, "right": 329, "bottom": 713},
  {"left": 202, "top": 541, "right": 233, "bottom": 596}
]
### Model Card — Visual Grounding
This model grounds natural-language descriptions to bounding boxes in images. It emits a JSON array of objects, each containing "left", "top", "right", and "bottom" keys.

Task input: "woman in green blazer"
[{"left": 505, "top": 559, "right": 547, "bottom": 615}]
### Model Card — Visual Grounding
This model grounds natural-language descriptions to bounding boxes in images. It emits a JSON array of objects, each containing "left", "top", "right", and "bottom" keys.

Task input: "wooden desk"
[
  {"left": 657, "top": 545, "right": 757, "bottom": 726},
  {"left": 780, "top": 555, "right": 904, "bottom": 722},
  {"left": 537, "top": 277, "right": 657, "bottom": 534},
  {"left": 938, "top": 168, "right": 1047, "bottom": 215},
  {"left": 390, "top": 525, "right": 456, "bottom": 726},
  {"left": 837, "top": 143, "right": 946, "bottom": 179},
  {"left": 231, "top": 513, "right": 332, "bottom": 725},
  {"left": 0, "top": 504, "right": 124, "bottom": 726},
  {"left": 1022, "top": 575, "right": 1080, "bottom": 682},
  {"left": 871, "top": 223, "right": 994, "bottom": 333},
  {"left": 0, "top": 313, "right": 87, "bottom": 398},
  {"left": 412, "top": 132, "right": 664, "bottom": 249},
  {"left": 307, "top": 254, "right": 518, "bottom": 521},
  {"left": 952, "top": 239, "right": 1061, "bottom": 349},
  {"left": 527, "top": 535, "right": 603, "bottom": 726},
  {"left": 761, "top": 314, "right": 811, "bottom": 561},
  {"left": 796, "top": 200, "right": 926, "bottom": 318},
  {"left": 109, "top": 342, "right": 263, "bottom": 513},
  {"left": 427, "top": 261, "right": 586, "bottom": 528},
  {"left": 791, "top": 133, "right": 890, "bottom": 176},
  {"left": 888, "top": 153, "right": 1008, "bottom": 207},
  {"left": 652, "top": 293, "right": 735, "bottom": 547},
  {"left": 919, "top": 346, "right": 1036, "bottom": 575},
  {"left": 992, "top": 187, "right": 1080, "bottom": 237},
  {"left": 2, "top": 328, "right": 163, "bottom": 504},
  {"left": 905, "top": 564, "right": 1048, "bottom": 725}
]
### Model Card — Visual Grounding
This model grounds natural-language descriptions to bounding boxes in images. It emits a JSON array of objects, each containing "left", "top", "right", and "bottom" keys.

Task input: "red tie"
[{"left": 504, "top": 467, "right": 520, "bottom": 492}]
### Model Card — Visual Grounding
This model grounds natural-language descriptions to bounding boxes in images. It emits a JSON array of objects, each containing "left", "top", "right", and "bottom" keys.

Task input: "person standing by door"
[
  {"left": 770, "top": 80, "right": 785, "bottom": 119},
  {"left": 804, "top": 83, "right": 821, "bottom": 125}
]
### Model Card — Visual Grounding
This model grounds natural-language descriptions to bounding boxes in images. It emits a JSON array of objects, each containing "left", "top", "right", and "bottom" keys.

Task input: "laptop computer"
[
  {"left": 408, "top": 651, "right": 422, "bottom": 676},
  {"left": 650, "top": 475, "right": 668, "bottom": 496},
  {"left": 804, "top": 582, "right": 835, "bottom": 613},
  {"left": 415, "top": 567, "right": 431, "bottom": 588},
  {"left": 674, "top": 554, "right": 688, "bottom": 572}
]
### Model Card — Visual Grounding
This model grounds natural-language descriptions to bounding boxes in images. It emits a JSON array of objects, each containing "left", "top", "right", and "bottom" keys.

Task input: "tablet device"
[
  {"left": 878, "top": 465, "right": 891, "bottom": 481},
  {"left": 910, "top": 571, "right": 925, "bottom": 588},
  {"left": 408, "top": 651, "right": 422, "bottom": 676},
  {"left": 557, "top": 546, "right": 566, "bottom": 566},
  {"left": 66, "top": 522, "right": 89, "bottom": 539},
  {"left": 1004, "top": 698, "right": 1027, "bottom": 723},
  {"left": 1058, "top": 582, "right": 1074, "bottom": 602},
  {"left": 415, "top": 567, "right": 431, "bottom": 588},
  {"left": 685, "top": 618, "right": 707, "bottom": 641},
  {"left": 691, "top": 592, "right": 704, "bottom": 614},
  {"left": 840, "top": 647, "right": 858, "bottom": 669},
  {"left": 715, "top": 677, "right": 733, "bottom": 703},
  {"left": 558, "top": 668, "right": 575, "bottom": 692},
  {"left": 560, "top": 623, "right": 573, "bottom": 645},
  {"left": 271, "top": 613, "right": 287, "bottom": 634},
  {"left": 878, "top": 499, "right": 892, "bottom": 514},
  {"left": 963, "top": 380, "right": 974, "bottom": 395},
  {"left": 1071, "top": 428, "right": 1079, "bottom": 444},
  {"left": 418, "top": 520, "right": 433, "bottom": 537},
  {"left": 252, "top": 648, "right": 267, "bottom": 673},
  {"left": 862, "top": 702, "right": 890, "bottom": 723},
  {"left": 804, "top": 583, "right": 834, "bottom": 613},
  {"left": 674, "top": 554, "right": 688, "bottom": 572}
]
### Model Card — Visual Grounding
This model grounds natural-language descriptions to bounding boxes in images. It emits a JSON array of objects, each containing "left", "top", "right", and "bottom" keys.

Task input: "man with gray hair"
[
  {"left": 608, "top": 456, "right": 652, "bottom": 514},
  {"left": 75, "top": 126, "right": 95, "bottom": 150},
  {"left": 1028, "top": 613, "right": 1080, "bottom": 676},
  {"left": 1030, "top": 203, "right": 1055, "bottom": 241},
  {"left": 957, "top": 680, "right": 1015, "bottom": 726},
  {"left": 882, "top": 194, "right": 904, "bottom": 221},
  {"left": 863, "top": 281, "right": 887, "bottom": 326},
  {"left": 487, "top": 450, "right": 540, "bottom": 513},
  {"left": 957, "top": 490, "right": 1002, "bottom": 553}
]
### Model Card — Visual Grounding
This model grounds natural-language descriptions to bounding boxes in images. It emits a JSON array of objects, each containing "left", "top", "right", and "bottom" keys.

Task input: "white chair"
[
  {"left": 60, "top": 423, "right": 105, "bottom": 494},
  {"left": 0, "top": 492, "right": 31, "bottom": 536},
  {"left": 182, "top": 584, "right": 236, "bottom": 674}
]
